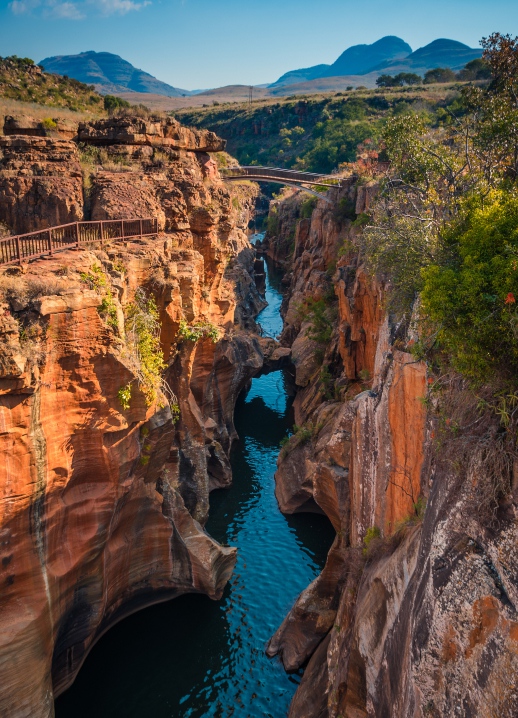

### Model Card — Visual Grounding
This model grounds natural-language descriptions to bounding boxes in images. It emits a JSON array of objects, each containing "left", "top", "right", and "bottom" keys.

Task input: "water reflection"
[{"left": 55, "top": 237, "right": 335, "bottom": 718}]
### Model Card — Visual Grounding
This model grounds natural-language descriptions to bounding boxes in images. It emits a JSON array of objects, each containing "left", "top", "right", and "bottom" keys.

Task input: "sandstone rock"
[
  {"left": 0, "top": 143, "right": 263, "bottom": 717},
  {"left": 3, "top": 115, "right": 77, "bottom": 140},
  {"left": 78, "top": 116, "right": 226, "bottom": 152},
  {"left": 0, "top": 136, "right": 83, "bottom": 234},
  {"left": 267, "top": 176, "right": 518, "bottom": 718}
]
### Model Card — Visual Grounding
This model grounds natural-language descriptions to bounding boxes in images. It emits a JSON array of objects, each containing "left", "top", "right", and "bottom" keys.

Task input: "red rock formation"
[
  {"left": 3, "top": 114, "right": 78, "bottom": 140},
  {"left": 0, "top": 115, "right": 266, "bottom": 718},
  {"left": 0, "top": 135, "right": 84, "bottom": 234},
  {"left": 265, "top": 179, "right": 518, "bottom": 718},
  {"left": 78, "top": 116, "right": 225, "bottom": 152}
]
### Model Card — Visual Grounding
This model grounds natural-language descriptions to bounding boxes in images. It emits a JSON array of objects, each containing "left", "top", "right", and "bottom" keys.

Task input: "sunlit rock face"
[
  {"left": 0, "top": 135, "right": 84, "bottom": 234},
  {"left": 0, "top": 115, "right": 265, "bottom": 718},
  {"left": 265, "top": 180, "right": 518, "bottom": 718}
]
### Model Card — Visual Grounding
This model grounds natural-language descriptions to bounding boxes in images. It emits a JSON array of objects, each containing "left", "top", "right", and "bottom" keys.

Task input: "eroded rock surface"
[
  {"left": 0, "top": 135, "right": 84, "bottom": 234},
  {"left": 265, "top": 180, "right": 518, "bottom": 718},
  {"left": 0, "top": 116, "right": 265, "bottom": 718}
]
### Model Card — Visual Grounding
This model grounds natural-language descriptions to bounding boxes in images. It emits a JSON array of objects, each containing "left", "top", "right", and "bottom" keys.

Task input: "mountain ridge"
[
  {"left": 39, "top": 51, "right": 192, "bottom": 98},
  {"left": 270, "top": 37, "right": 482, "bottom": 88}
]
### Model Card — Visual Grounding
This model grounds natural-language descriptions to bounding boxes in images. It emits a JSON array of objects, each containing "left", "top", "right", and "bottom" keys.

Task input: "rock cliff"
[
  {"left": 264, "top": 180, "right": 518, "bottom": 717},
  {"left": 0, "top": 115, "right": 265, "bottom": 717}
]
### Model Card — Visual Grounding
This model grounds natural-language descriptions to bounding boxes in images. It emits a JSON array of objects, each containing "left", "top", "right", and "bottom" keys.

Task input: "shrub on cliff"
[
  {"left": 121, "top": 288, "right": 178, "bottom": 417},
  {"left": 421, "top": 191, "right": 518, "bottom": 379},
  {"left": 363, "top": 35, "right": 518, "bottom": 319}
]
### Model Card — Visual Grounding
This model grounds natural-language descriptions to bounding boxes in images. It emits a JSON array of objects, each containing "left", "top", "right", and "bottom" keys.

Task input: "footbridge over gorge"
[{"left": 220, "top": 166, "right": 342, "bottom": 202}]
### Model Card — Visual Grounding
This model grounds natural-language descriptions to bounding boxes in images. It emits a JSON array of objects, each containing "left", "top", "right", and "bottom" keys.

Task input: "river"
[{"left": 55, "top": 239, "right": 335, "bottom": 718}]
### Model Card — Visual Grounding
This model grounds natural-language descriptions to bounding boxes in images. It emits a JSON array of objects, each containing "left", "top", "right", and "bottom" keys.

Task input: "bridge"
[
  {"left": 0, "top": 218, "right": 158, "bottom": 266},
  {"left": 220, "top": 166, "right": 341, "bottom": 202}
]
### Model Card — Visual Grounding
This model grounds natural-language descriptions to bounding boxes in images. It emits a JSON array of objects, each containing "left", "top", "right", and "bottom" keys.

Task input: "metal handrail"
[
  {"left": 0, "top": 217, "right": 159, "bottom": 266},
  {"left": 220, "top": 166, "right": 342, "bottom": 187}
]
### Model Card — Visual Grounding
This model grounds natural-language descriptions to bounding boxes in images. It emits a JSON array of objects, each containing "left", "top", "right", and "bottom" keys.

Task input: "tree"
[
  {"left": 103, "top": 95, "right": 130, "bottom": 112},
  {"left": 457, "top": 58, "right": 492, "bottom": 81},
  {"left": 397, "top": 73, "right": 422, "bottom": 86},
  {"left": 376, "top": 72, "right": 422, "bottom": 88},
  {"left": 424, "top": 68, "right": 457, "bottom": 84},
  {"left": 376, "top": 74, "right": 397, "bottom": 88}
]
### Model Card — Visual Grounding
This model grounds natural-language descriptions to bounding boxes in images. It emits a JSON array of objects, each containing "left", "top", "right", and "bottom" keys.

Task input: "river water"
[{"left": 55, "top": 242, "right": 335, "bottom": 718}]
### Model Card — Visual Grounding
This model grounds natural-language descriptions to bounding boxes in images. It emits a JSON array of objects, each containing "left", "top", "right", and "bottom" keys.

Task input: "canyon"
[{"left": 1, "top": 108, "right": 518, "bottom": 718}]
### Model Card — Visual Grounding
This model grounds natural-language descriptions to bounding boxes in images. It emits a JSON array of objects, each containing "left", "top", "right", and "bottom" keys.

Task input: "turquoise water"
[{"left": 55, "top": 244, "right": 335, "bottom": 718}]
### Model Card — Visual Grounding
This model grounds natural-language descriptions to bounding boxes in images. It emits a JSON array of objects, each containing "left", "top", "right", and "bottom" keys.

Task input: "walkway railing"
[
  {"left": 0, "top": 218, "right": 159, "bottom": 266},
  {"left": 220, "top": 166, "right": 342, "bottom": 187}
]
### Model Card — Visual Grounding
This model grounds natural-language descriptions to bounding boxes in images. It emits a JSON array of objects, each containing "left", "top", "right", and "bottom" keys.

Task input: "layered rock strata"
[
  {"left": 0, "top": 116, "right": 265, "bottom": 717},
  {"left": 0, "top": 135, "right": 84, "bottom": 234},
  {"left": 265, "top": 181, "right": 518, "bottom": 717}
]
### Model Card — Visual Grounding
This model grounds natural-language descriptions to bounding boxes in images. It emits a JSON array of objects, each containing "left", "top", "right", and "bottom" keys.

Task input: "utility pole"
[{"left": 248, "top": 85, "right": 253, "bottom": 106}]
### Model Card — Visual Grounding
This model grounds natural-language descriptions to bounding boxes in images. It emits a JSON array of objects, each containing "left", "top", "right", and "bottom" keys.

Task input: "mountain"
[
  {"left": 270, "top": 37, "right": 482, "bottom": 90},
  {"left": 271, "top": 64, "right": 332, "bottom": 89},
  {"left": 372, "top": 38, "right": 482, "bottom": 75},
  {"left": 270, "top": 36, "right": 412, "bottom": 88},
  {"left": 39, "top": 51, "right": 192, "bottom": 98},
  {"left": 323, "top": 36, "right": 412, "bottom": 77}
]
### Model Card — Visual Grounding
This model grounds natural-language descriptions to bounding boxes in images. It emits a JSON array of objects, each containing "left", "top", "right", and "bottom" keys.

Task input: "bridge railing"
[
  {"left": 0, "top": 218, "right": 159, "bottom": 266},
  {"left": 220, "top": 166, "right": 342, "bottom": 187}
]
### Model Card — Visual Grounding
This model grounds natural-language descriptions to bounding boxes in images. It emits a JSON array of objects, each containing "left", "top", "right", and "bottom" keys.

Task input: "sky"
[{"left": 0, "top": 0, "right": 517, "bottom": 90}]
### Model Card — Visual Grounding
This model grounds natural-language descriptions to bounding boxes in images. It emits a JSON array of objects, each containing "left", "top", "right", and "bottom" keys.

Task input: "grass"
[
  {"left": 0, "top": 56, "right": 104, "bottom": 114},
  {"left": 0, "top": 97, "right": 100, "bottom": 136}
]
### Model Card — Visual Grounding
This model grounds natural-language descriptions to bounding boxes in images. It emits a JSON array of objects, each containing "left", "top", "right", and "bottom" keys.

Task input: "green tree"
[
  {"left": 424, "top": 68, "right": 457, "bottom": 84},
  {"left": 104, "top": 94, "right": 130, "bottom": 111},
  {"left": 457, "top": 58, "right": 492, "bottom": 81},
  {"left": 421, "top": 191, "right": 518, "bottom": 379}
]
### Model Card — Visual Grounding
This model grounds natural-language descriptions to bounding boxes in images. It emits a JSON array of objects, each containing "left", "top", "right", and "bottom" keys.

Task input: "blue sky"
[{"left": 0, "top": 0, "right": 517, "bottom": 90}]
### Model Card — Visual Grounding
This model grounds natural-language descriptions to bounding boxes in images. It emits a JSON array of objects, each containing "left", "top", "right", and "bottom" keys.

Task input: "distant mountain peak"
[
  {"left": 39, "top": 50, "right": 191, "bottom": 98},
  {"left": 270, "top": 36, "right": 412, "bottom": 88}
]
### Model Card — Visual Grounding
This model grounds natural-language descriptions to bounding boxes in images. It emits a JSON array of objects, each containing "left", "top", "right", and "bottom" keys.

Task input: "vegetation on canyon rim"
[
  {"left": 362, "top": 33, "right": 518, "bottom": 383},
  {"left": 179, "top": 62, "right": 490, "bottom": 175},
  {"left": 271, "top": 34, "right": 518, "bottom": 532},
  {"left": 77, "top": 265, "right": 178, "bottom": 417},
  {"left": 358, "top": 34, "right": 518, "bottom": 527}
]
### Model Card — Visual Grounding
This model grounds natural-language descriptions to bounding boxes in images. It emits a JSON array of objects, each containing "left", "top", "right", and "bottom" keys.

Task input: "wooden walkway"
[{"left": 0, "top": 218, "right": 158, "bottom": 266}]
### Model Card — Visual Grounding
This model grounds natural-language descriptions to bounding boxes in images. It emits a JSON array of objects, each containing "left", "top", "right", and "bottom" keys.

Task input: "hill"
[
  {"left": 270, "top": 37, "right": 481, "bottom": 91},
  {"left": 372, "top": 38, "right": 482, "bottom": 75},
  {"left": 39, "top": 51, "right": 191, "bottom": 98},
  {"left": 0, "top": 55, "right": 104, "bottom": 112},
  {"left": 271, "top": 36, "right": 412, "bottom": 88}
]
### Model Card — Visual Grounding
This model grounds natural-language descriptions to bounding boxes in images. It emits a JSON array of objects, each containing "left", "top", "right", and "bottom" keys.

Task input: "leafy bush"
[
  {"left": 104, "top": 94, "right": 130, "bottom": 111},
  {"left": 421, "top": 191, "right": 518, "bottom": 379},
  {"left": 41, "top": 117, "right": 57, "bottom": 130},
  {"left": 305, "top": 297, "right": 337, "bottom": 346},
  {"left": 266, "top": 207, "right": 279, "bottom": 235},
  {"left": 118, "top": 383, "right": 132, "bottom": 410},
  {"left": 300, "top": 196, "right": 318, "bottom": 218},
  {"left": 178, "top": 319, "right": 219, "bottom": 343},
  {"left": 424, "top": 67, "right": 457, "bottom": 84},
  {"left": 333, "top": 197, "right": 357, "bottom": 223},
  {"left": 124, "top": 289, "right": 167, "bottom": 407},
  {"left": 376, "top": 73, "right": 421, "bottom": 87}
]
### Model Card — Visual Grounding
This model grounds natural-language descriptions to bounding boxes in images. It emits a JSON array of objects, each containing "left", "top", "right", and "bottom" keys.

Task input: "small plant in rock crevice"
[
  {"left": 178, "top": 319, "right": 219, "bottom": 343},
  {"left": 119, "top": 288, "right": 179, "bottom": 417},
  {"left": 118, "top": 383, "right": 131, "bottom": 410},
  {"left": 80, "top": 264, "right": 119, "bottom": 330},
  {"left": 279, "top": 421, "right": 324, "bottom": 456}
]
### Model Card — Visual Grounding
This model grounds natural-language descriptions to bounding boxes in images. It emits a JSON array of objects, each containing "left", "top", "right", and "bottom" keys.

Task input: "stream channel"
[{"left": 55, "top": 236, "right": 335, "bottom": 717}]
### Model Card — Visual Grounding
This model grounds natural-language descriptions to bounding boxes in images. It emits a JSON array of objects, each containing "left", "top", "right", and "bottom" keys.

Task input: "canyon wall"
[
  {"left": 0, "top": 116, "right": 266, "bottom": 717},
  {"left": 264, "top": 181, "right": 518, "bottom": 718}
]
